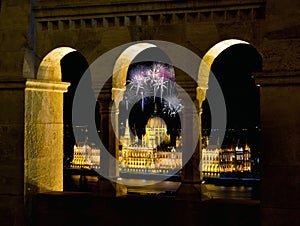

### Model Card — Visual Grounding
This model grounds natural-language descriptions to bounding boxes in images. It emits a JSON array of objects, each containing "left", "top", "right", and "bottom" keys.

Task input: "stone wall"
[
  {"left": 33, "top": 0, "right": 266, "bottom": 65},
  {"left": 0, "top": 0, "right": 33, "bottom": 78},
  {"left": 0, "top": 3, "right": 32, "bottom": 224},
  {"left": 256, "top": 74, "right": 300, "bottom": 226},
  {"left": 0, "top": 0, "right": 299, "bottom": 225},
  {"left": 0, "top": 80, "right": 26, "bottom": 226},
  {"left": 262, "top": 0, "right": 300, "bottom": 72}
]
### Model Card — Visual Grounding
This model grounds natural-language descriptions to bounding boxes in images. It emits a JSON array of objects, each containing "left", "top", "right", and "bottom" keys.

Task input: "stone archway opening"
[
  {"left": 59, "top": 51, "right": 101, "bottom": 191},
  {"left": 198, "top": 39, "right": 262, "bottom": 198},
  {"left": 112, "top": 43, "right": 183, "bottom": 183}
]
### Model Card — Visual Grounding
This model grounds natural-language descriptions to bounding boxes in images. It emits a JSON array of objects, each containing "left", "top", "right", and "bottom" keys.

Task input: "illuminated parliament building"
[
  {"left": 118, "top": 114, "right": 183, "bottom": 175},
  {"left": 0, "top": 0, "right": 299, "bottom": 226}
]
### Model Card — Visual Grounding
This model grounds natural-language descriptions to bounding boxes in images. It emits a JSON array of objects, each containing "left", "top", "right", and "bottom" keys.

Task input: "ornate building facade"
[
  {"left": 118, "top": 107, "right": 182, "bottom": 176},
  {"left": 202, "top": 144, "right": 252, "bottom": 178}
]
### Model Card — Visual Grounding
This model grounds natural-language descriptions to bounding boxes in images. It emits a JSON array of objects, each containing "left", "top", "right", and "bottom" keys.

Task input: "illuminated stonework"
[
  {"left": 25, "top": 78, "right": 70, "bottom": 193},
  {"left": 118, "top": 111, "right": 182, "bottom": 175},
  {"left": 143, "top": 116, "right": 170, "bottom": 148}
]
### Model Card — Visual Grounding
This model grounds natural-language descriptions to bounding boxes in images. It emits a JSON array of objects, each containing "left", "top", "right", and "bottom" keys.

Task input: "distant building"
[
  {"left": 202, "top": 143, "right": 252, "bottom": 178},
  {"left": 118, "top": 106, "right": 182, "bottom": 175},
  {"left": 71, "top": 143, "right": 100, "bottom": 170}
]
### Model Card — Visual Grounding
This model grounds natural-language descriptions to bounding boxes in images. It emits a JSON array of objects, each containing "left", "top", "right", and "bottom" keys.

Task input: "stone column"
[
  {"left": 24, "top": 78, "right": 69, "bottom": 226},
  {"left": 24, "top": 79, "right": 69, "bottom": 194},
  {"left": 255, "top": 72, "right": 300, "bottom": 226},
  {"left": 97, "top": 86, "right": 126, "bottom": 196},
  {"left": 98, "top": 91, "right": 115, "bottom": 179},
  {"left": 180, "top": 97, "right": 200, "bottom": 182},
  {"left": 196, "top": 87, "right": 207, "bottom": 181},
  {"left": 176, "top": 82, "right": 210, "bottom": 201},
  {"left": 0, "top": 79, "right": 27, "bottom": 226},
  {"left": 0, "top": 1, "right": 35, "bottom": 224},
  {"left": 112, "top": 87, "right": 126, "bottom": 173}
]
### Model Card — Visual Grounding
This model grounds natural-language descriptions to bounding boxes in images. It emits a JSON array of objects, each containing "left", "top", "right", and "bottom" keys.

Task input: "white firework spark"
[
  {"left": 152, "top": 76, "right": 167, "bottom": 100},
  {"left": 128, "top": 73, "right": 147, "bottom": 95},
  {"left": 126, "top": 62, "right": 182, "bottom": 112},
  {"left": 163, "top": 95, "right": 184, "bottom": 117}
]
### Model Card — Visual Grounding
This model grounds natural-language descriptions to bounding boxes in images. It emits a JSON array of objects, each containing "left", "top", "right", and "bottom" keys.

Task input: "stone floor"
[{"left": 32, "top": 177, "right": 261, "bottom": 226}]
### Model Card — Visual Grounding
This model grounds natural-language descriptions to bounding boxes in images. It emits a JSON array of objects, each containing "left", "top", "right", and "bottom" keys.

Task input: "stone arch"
[
  {"left": 112, "top": 43, "right": 157, "bottom": 102},
  {"left": 25, "top": 46, "right": 85, "bottom": 193},
  {"left": 198, "top": 39, "right": 250, "bottom": 93},
  {"left": 197, "top": 38, "right": 262, "bottom": 123},
  {"left": 111, "top": 42, "right": 182, "bottom": 179},
  {"left": 37, "top": 47, "right": 77, "bottom": 81},
  {"left": 197, "top": 39, "right": 262, "bottom": 178},
  {"left": 111, "top": 43, "right": 158, "bottom": 154}
]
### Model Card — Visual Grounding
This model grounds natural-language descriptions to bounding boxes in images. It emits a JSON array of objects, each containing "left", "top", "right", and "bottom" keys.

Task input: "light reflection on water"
[
  {"left": 205, "top": 184, "right": 257, "bottom": 200},
  {"left": 124, "top": 179, "right": 259, "bottom": 200}
]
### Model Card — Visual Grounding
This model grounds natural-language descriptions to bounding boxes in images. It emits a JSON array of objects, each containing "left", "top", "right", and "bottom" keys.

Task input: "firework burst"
[
  {"left": 125, "top": 62, "right": 182, "bottom": 115},
  {"left": 128, "top": 72, "right": 147, "bottom": 95},
  {"left": 162, "top": 95, "right": 184, "bottom": 117}
]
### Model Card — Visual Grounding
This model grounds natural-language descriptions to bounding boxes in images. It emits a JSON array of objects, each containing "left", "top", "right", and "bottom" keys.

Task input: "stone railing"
[{"left": 34, "top": 0, "right": 265, "bottom": 31}]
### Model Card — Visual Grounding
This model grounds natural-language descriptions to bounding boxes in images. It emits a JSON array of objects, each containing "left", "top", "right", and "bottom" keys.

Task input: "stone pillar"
[
  {"left": 0, "top": 1, "right": 34, "bottom": 224},
  {"left": 176, "top": 83, "right": 210, "bottom": 201},
  {"left": 24, "top": 79, "right": 69, "bottom": 193},
  {"left": 97, "top": 86, "right": 127, "bottom": 197},
  {"left": 0, "top": 79, "right": 26, "bottom": 226},
  {"left": 0, "top": 78, "right": 69, "bottom": 226},
  {"left": 196, "top": 87, "right": 207, "bottom": 181},
  {"left": 255, "top": 73, "right": 300, "bottom": 226},
  {"left": 180, "top": 97, "right": 200, "bottom": 182},
  {"left": 97, "top": 97, "right": 115, "bottom": 196},
  {"left": 24, "top": 79, "right": 69, "bottom": 225},
  {"left": 112, "top": 87, "right": 126, "bottom": 173},
  {"left": 98, "top": 92, "right": 115, "bottom": 179}
]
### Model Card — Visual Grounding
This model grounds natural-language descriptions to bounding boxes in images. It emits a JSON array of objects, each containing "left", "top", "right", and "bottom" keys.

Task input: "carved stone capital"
[{"left": 196, "top": 87, "right": 206, "bottom": 103}]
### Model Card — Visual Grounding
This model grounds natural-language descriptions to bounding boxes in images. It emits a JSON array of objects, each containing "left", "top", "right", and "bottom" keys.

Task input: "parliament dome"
[{"left": 146, "top": 116, "right": 167, "bottom": 129}]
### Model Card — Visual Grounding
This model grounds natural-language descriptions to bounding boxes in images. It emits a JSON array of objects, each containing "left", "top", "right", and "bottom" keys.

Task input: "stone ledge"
[
  {"left": 0, "top": 78, "right": 26, "bottom": 89},
  {"left": 25, "top": 79, "right": 70, "bottom": 93},
  {"left": 254, "top": 71, "right": 300, "bottom": 86},
  {"left": 34, "top": 1, "right": 266, "bottom": 30},
  {"left": 0, "top": 79, "right": 71, "bottom": 92}
]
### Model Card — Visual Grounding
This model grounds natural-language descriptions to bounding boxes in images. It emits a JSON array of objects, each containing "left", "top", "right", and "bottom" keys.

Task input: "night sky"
[
  {"left": 202, "top": 43, "right": 262, "bottom": 149},
  {"left": 60, "top": 51, "right": 99, "bottom": 164}
]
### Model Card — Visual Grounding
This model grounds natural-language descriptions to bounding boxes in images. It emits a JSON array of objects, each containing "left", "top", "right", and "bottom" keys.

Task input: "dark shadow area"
[
  {"left": 61, "top": 51, "right": 100, "bottom": 191},
  {"left": 32, "top": 192, "right": 260, "bottom": 226}
]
